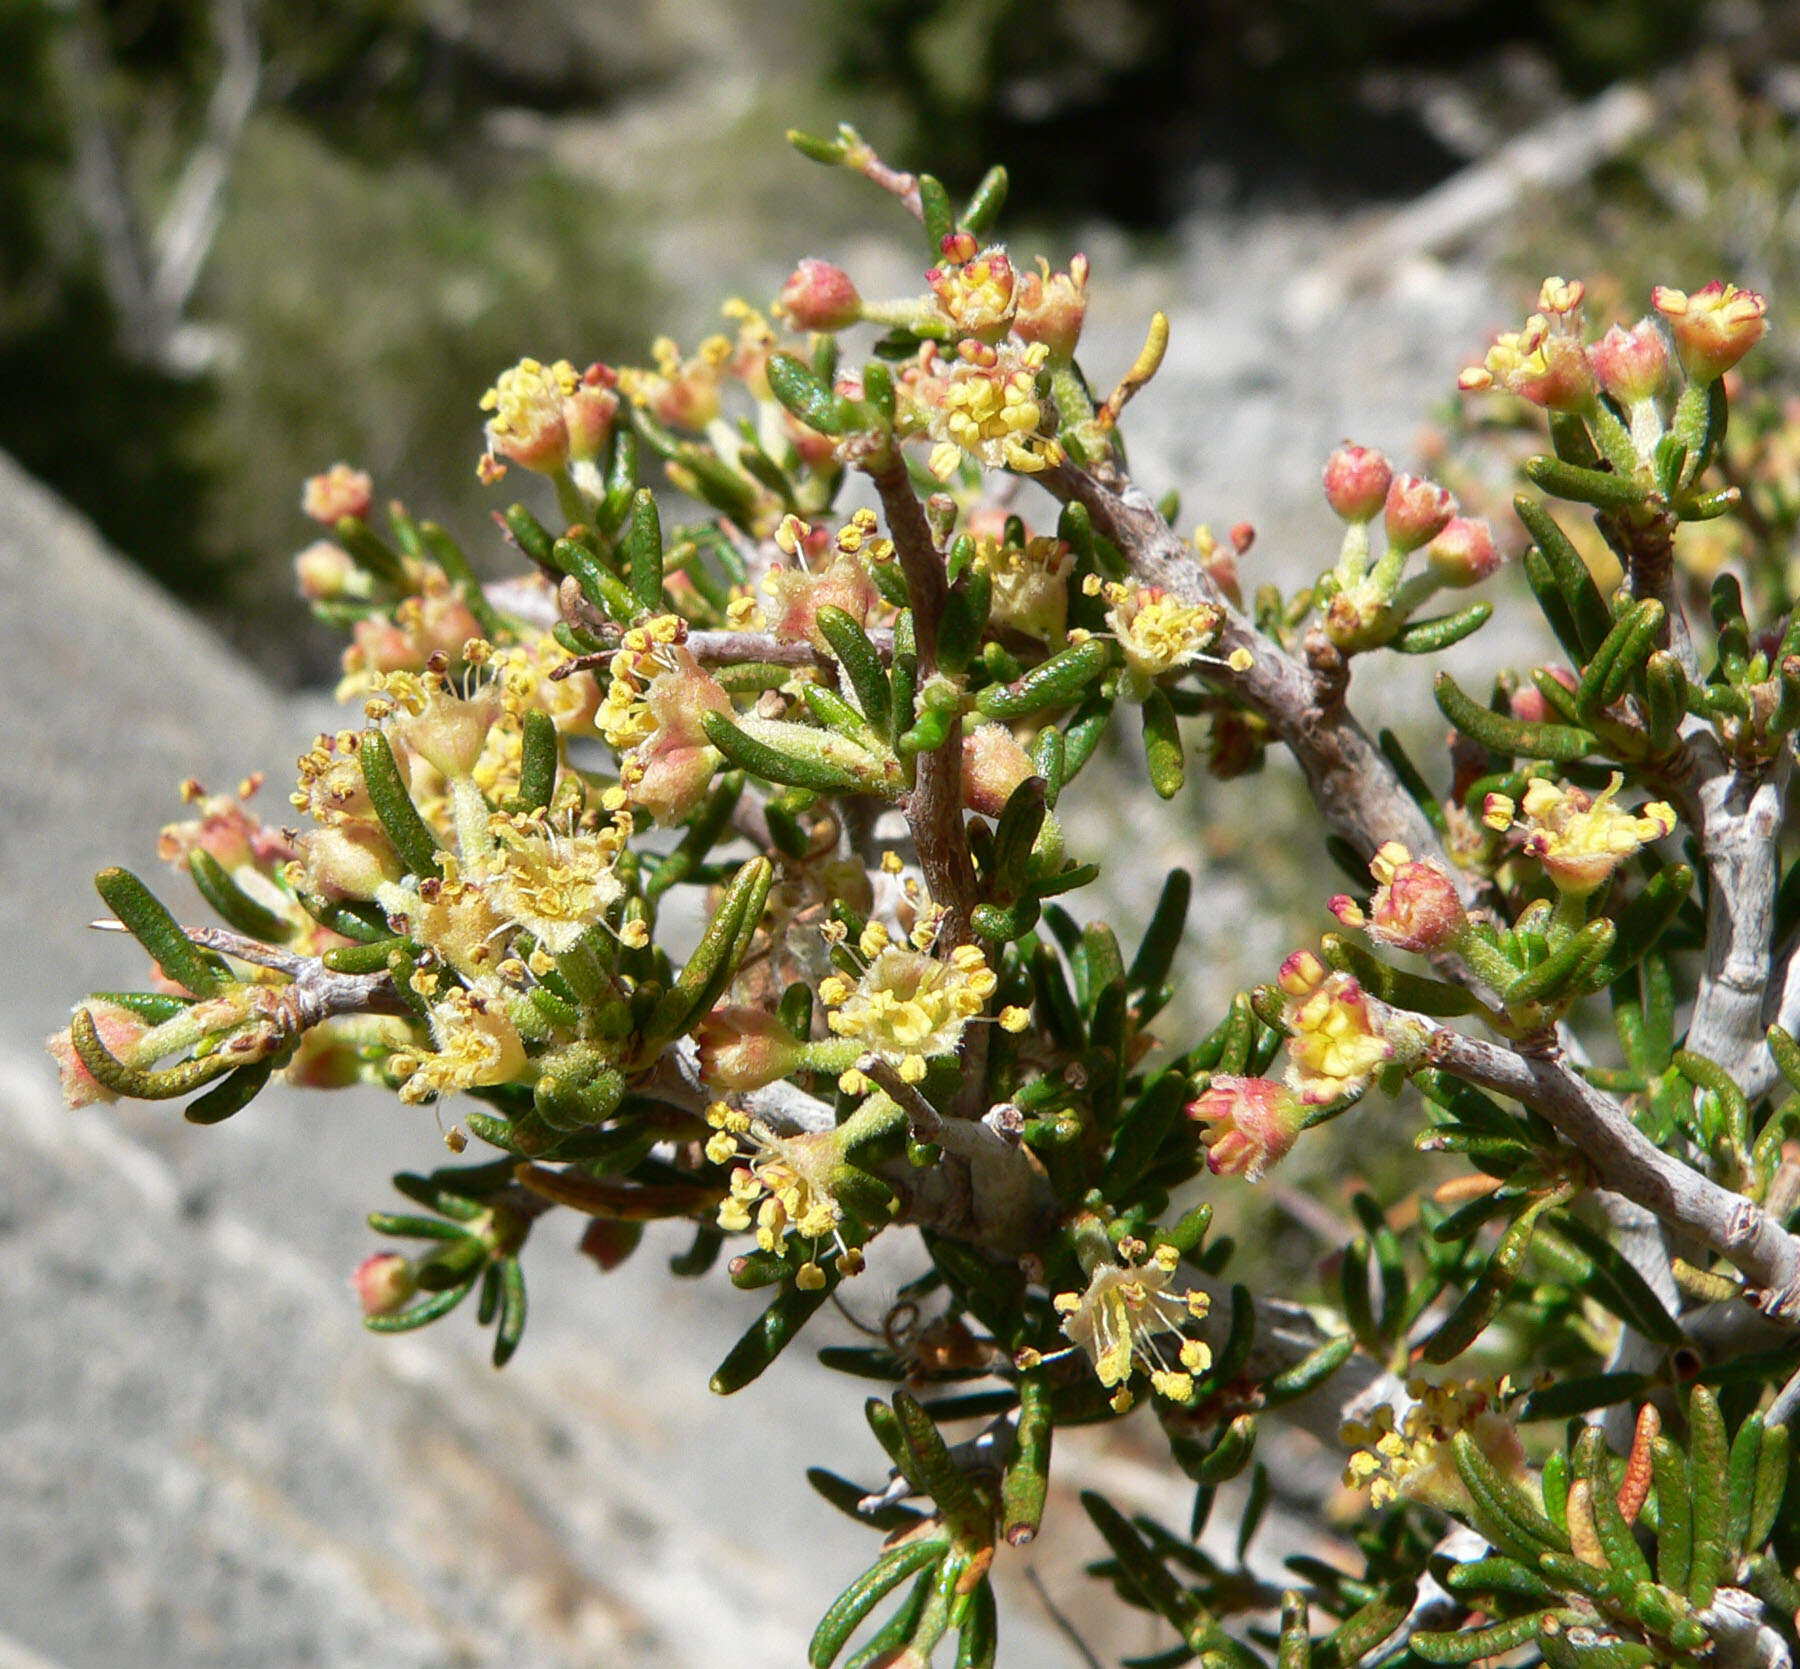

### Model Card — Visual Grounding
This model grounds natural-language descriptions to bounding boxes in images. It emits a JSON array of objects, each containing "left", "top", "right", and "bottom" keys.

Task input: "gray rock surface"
[{"left": 2, "top": 210, "right": 1514, "bottom": 1664}]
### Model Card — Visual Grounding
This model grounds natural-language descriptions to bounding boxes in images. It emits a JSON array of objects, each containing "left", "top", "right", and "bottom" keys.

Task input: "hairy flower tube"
[
  {"left": 477, "top": 811, "right": 630, "bottom": 957},
  {"left": 1051, "top": 1241, "right": 1212, "bottom": 1411},
  {"left": 393, "top": 983, "right": 529, "bottom": 1106},
  {"left": 927, "top": 242, "right": 1018, "bottom": 340},
  {"left": 1330, "top": 842, "right": 1467, "bottom": 955},
  {"left": 707, "top": 1102, "right": 853, "bottom": 1286},
  {"left": 906, "top": 338, "right": 1063, "bottom": 481},
  {"left": 972, "top": 529, "right": 1073, "bottom": 642},
  {"left": 1341, "top": 1377, "right": 1528, "bottom": 1513},
  {"left": 1483, "top": 774, "right": 1676, "bottom": 898},
  {"left": 1458, "top": 279, "right": 1595, "bottom": 411},
  {"left": 1188, "top": 1075, "right": 1304, "bottom": 1181},
  {"left": 1096, "top": 579, "right": 1223, "bottom": 700}
]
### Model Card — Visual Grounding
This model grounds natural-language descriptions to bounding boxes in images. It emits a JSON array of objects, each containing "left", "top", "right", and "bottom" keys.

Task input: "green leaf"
[
  {"left": 1524, "top": 454, "right": 1650, "bottom": 512},
  {"left": 810, "top": 1539, "right": 947, "bottom": 1669},
  {"left": 1413, "top": 1611, "right": 1549, "bottom": 1664},
  {"left": 184, "top": 1059, "right": 274, "bottom": 1125},
  {"left": 186, "top": 850, "right": 292, "bottom": 943},
  {"left": 1515, "top": 496, "right": 1614, "bottom": 658},
  {"left": 1686, "top": 1384, "right": 1729, "bottom": 1609},
  {"left": 710, "top": 1274, "right": 835, "bottom": 1395},
  {"left": 1141, "top": 687, "right": 1185, "bottom": 798},
  {"left": 1391, "top": 601, "right": 1492, "bottom": 654},
  {"left": 94, "top": 866, "right": 224, "bottom": 997},
  {"left": 359, "top": 731, "right": 440, "bottom": 877},
  {"left": 1434, "top": 671, "right": 1598, "bottom": 762},
  {"left": 976, "top": 640, "right": 1116, "bottom": 720},
  {"left": 816, "top": 605, "right": 892, "bottom": 735}
]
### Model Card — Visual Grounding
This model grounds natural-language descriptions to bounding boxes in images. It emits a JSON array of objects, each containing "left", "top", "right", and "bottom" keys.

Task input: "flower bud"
[
  {"left": 1652, "top": 282, "right": 1768, "bottom": 383},
  {"left": 960, "top": 723, "right": 1037, "bottom": 818},
  {"left": 301, "top": 463, "right": 373, "bottom": 525},
  {"left": 1425, "top": 516, "right": 1501, "bottom": 587},
  {"left": 46, "top": 1000, "right": 151, "bottom": 1108},
  {"left": 1188, "top": 1075, "right": 1303, "bottom": 1181},
  {"left": 297, "top": 820, "right": 404, "bottom": 901},
  {"left": 1507, "top": 665, "right": 1576, "bottom": 724},
  {"left": 776, "top": 259, "right": 863, "bottom": 332},
  {"left": 1586, "top": 319, "right": 1670, "bottom": 405},
  {"left": 478, "top": 357, "right": 618, "bottom": 478},
  {"left": 1323, "top": 445, "right": 1393, "bottom": 523},
  {"left": 695, "top": 1006, "right": 805, "bottom": 1092},
  {"left": 1384, "top": 474, "right": 1456, "bottom": 554},
  {"left": 293, "top": 540, "right": 364, "bottom": 603},
  {"left": 352, "top": 1252, "right": 416, "bottom": 1317}
]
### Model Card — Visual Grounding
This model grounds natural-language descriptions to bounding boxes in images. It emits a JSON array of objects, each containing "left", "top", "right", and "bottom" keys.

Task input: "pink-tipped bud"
[
  {"left": 1188, "top": 1075, "right": 1304, "bottom": 1182},
  {"left": 960, "top": 723, "right": 1037, "bottom": 818},
  {"left": 1425, "top": 517, "right": 1501, "bottom": 587},
  {"left": 1323, "top": 445, "right": 1394, "bottom": 523},
  {"left": 1652, "top": 282, "right": 1768, "bottom": 383},
  {"left": 1587, "top": 320, "right": 1670, "bottom": 405},
  {"left": 1384, "top": 474, "right": 1456, "bottom": 554},
  {"left": 353, "top": 1252, "right": 416, "bottom": 1317},
  {"left": 294, "top": 540, "right": 363, "bottom": 603},
  {"left": 301, "top": 463, "right": 373, "bottom": 526},
  {"left": 46, "top": 1001, "right": 152, "bottom": 1108},
  {"left": 777, "top": 259, "right": 863, "bottom": 332},
  {"left": 694, "top": 1006, "right": 805, "bottom": 1092},
  {"left": 1508, "top": 666, "right": 1576, "bottom": 724}
]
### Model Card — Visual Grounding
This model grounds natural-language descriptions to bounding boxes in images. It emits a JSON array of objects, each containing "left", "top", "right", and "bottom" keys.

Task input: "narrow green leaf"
[
  {"left": 94, "top": 866, "right": 223, "bottom": 997},
  {"left": 1434, "top": 670, "right": 1598, "bottom": 762},
  {"left": 359, "top": 732, "right": 440, "bottom": 877}
]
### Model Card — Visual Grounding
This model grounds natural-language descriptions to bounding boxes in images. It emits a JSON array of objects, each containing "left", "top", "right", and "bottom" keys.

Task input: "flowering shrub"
[{"left": 49, "top": 125, "right": 1800, "bottom": 1667}]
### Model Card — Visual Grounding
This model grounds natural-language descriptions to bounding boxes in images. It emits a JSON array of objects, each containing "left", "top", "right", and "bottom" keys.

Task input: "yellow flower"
[
  {"left": 707, "top": 1103, "right": 848, "bottom": 1279},
  {"left": 905, "top": 338, "right": 1064, "bottom": 480},
  {"left": 1503, "top": 773, "right": 1677, "bottom": 896},
  {"left": 974, "top": 532, "right": 1073, "bottom": 642},
  {"left": 1102, "top": 581, "right": 1222, "bottom": 697},
  {"left": 1277, "top": 951, "right": 1392, "bottom": 1106},
  {"left": 395, "top": 985, "right": 528, "bottom": 1106},
  {"left": 1053, "top": 1243, "right": 1211, "bottom": 1410},
  {"left": 824, "top": 943, "right": 997, "bottom": 1077},
  {"left": 1341, "top": 1377, "right": 1528, "bottom": 1512},
  {"left": 479, "top": 811, "right": 629, "bottom": 955}
]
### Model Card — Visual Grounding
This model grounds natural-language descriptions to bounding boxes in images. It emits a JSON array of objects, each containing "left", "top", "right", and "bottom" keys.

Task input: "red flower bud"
[
  {"left": 777, "top": 259, "right": 863, "bottom": 332},
  {"left": 1383, "top": 474, "right": 1456, "bottom": 554},
  {"left": 301, "top": 463, "right": 373, "bottom": 525},
  {"left": 1425, "top": 517, "right": 1501, "bottom": 587},
  {"left": 1323, "top": 445, "right": 1393, "bottom": 523},
  {"left": 1586, "top": 320, "right": 1670, "bottom": 405},
  {"left": 352, "top": 1252, "right": 416, "bottom": 1317}
]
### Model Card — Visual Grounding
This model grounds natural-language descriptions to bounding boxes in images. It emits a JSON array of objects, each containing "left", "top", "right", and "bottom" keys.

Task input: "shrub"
[{"left": 50, "top": 125, "right": 1800, "bottom": 1667}]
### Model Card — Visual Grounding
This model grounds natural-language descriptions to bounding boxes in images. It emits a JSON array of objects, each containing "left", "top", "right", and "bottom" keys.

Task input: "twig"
[
  {"left": 1402, "top": 1011, "right": 1800, "bottom": 1322},
  {"left": 868, "top": 455, "right": 978, "bottom": 948},
  {"left": 1687, "top": 755, "right": 1789, "bottom": 1089},
  {"left": 1042, "top": 458, "right": 1478, "bottom": 907}
]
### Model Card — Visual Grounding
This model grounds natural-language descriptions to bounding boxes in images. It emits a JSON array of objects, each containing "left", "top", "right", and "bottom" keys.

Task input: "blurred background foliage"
[{"left": 1, "top": 0, "right": 1794, "bottom": 682}]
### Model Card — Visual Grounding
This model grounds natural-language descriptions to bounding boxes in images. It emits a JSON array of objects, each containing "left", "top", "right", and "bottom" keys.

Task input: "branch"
[
  {"left": 1042, "top": 458, "right": 1477, "bottom": 906},
  {"left": 1402, "top": 1012, "right": 1800, "bottom": 1322},
  {"left": 868, "top": 455, "right": 978, "bottom": 948},
  {"left": 1686, "top": 753, "right": 1789, "bottom": 1090}
]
